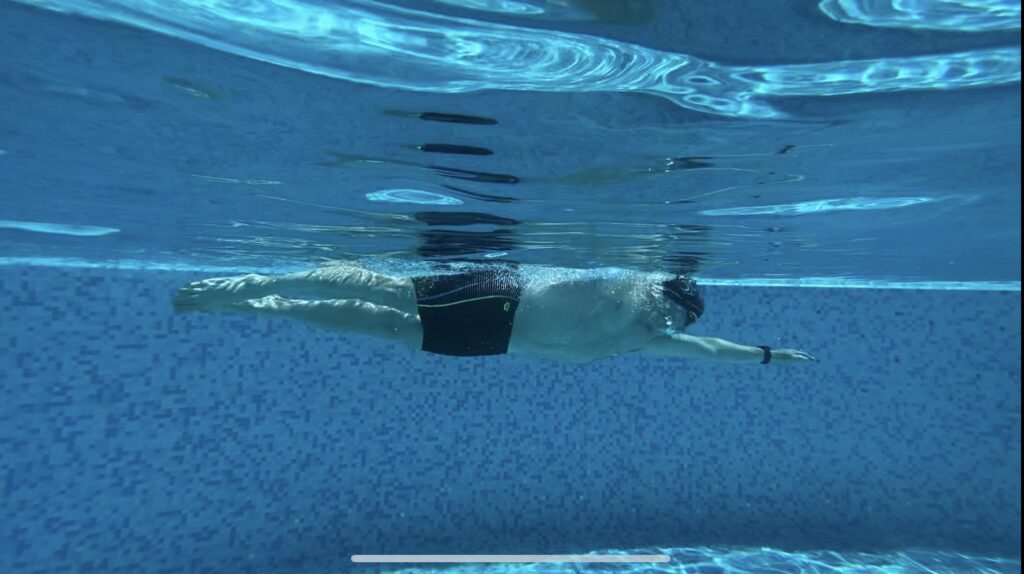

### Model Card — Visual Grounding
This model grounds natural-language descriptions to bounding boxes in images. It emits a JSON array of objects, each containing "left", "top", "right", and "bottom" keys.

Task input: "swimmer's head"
[{"left": 661, "top": 274, "right": 704, "bottom": 328}]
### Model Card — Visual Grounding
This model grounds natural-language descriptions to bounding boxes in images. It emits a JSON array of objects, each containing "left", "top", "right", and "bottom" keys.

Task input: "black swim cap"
[{"left": 662, "top": 274, "right": 704, "bottom": 326}]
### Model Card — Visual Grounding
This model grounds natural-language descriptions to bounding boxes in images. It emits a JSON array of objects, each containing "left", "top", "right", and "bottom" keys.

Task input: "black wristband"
[{"left": 757, "top": 345, "right": 772, "bottom": 364}]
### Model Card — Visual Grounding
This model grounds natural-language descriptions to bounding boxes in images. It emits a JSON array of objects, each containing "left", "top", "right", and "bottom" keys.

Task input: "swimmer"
[{"left": 172, "top": 263, "right": 816, "bottom": 365}]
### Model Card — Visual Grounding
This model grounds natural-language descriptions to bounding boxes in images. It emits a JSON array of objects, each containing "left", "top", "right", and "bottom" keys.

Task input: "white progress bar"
[{"left": 352, "top": 555, "right": 670, "bottom": 563}]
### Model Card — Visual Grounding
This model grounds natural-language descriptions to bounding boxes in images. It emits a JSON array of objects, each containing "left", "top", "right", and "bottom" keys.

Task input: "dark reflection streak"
[
  {"left": 414, "top": 212, "right": 521, "bottom": 226},
  {"left": 432, "top": 166, "right": 520, "bottom": 184},
  {"left": 442, "top": 185, "right": 518, "bottom": 203},
  {"left": 383, "top": 110, "right": 498, "bottom": 125},
  {"left": 666, "top": 156, "right": 715, "bottom": 170},
  {"left": 417, "top": 229, "right": 520, "bottom": 257},
  {"left": 665, "top": 253, "right": 707, "bottom": 276},
  {"left": 418, "top": 112, "right": 498, "bottom": 125},
  {"left": 418, "top": 143, "right": 494, "bottom": 156}
]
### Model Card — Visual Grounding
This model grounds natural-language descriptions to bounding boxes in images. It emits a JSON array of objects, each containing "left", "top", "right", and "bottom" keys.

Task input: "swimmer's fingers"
[
  {"left": 773, "top": 348, "right": 818, "bottom": 364},
  {"left": 793, "top": 349, "right": 817, "bottom": 362}
]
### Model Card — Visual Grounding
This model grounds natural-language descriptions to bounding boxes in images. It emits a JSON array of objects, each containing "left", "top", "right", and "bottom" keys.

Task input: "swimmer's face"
[
  {"left": 663, "top": 304, "right": 697, "bottom": 332},
  {"left": 661, "top": 274, "right": 704, "bottom": 329}
]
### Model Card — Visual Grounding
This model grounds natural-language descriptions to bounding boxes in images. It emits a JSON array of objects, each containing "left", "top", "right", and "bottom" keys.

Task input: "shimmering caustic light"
[
  {"left": 365, "top": 189, "right": 464, "bottom": 205},
  {"left": 16, "top": 0, "right": 1022, "bottom": 118},
  {"left": 819, "top": 0, "right": 1021, "bottom": 32},
  {"left": 0, "top": 219, "right": 121, "bottom": 236},
  {"left": 699, "top": 196, "right": 935, "bottom": 217}
]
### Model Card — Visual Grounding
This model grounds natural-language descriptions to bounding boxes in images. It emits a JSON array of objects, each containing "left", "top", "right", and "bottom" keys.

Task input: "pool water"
[{"left": 0, "top": 1, "right": 1020, "bottom": 573}]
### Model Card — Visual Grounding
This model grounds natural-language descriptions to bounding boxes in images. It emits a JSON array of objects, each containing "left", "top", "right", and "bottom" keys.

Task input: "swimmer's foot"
[
  {"left": 172, "top": 274, "right": 276, "bottom": 313},
  {"left": 228, "top": 294, "right": 294, "bottom": 313}
]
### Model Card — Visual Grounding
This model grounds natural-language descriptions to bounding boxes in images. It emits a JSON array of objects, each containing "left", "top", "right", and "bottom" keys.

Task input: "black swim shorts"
[{"left": 412, "top": 267, "right": 523, "bottom": 356}]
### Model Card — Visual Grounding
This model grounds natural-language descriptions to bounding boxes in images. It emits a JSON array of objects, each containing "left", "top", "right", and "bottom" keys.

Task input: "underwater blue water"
[
  {"left": 0, "top": 0, "right": 1020, "bottom": 284},
  {"left": 0, "top": 1, "right": 1021, "bottom": 573}
]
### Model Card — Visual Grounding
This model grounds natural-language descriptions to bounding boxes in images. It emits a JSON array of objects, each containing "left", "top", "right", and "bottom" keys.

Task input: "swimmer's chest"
[{"left": 514, "top": 282, "right": 651, "bottom": 349}]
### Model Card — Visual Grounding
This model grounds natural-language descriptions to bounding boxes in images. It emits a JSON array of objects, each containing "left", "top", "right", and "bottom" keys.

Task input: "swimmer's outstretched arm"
[{"left": 644, "top": 333, "right": 816, "bottom": 365}]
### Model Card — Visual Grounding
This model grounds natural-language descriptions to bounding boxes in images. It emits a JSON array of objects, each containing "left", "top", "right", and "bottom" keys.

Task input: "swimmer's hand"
[
  {"left": 771, "top": 348, "right": 817, "bottom": 364},
  {"left": 646, "top": 334, "right": 817, "bottom": 365}
]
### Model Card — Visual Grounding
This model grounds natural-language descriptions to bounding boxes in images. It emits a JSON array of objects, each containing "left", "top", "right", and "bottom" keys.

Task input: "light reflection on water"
[
  {"left": 1, "top": 0, "right": 1019, "bottom": 283},
  {"left": 14, "top": 0, "right": 1021, "bottom": 118}
]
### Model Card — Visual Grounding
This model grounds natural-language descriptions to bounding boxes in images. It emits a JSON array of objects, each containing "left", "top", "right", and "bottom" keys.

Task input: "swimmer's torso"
[{"left": 508, "top": 274, "right": 663, "bottom": 362}]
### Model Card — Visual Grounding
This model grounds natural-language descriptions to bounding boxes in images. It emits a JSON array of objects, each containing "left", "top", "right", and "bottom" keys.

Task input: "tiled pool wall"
[{"left": 1, "top": 266, "right": 1020, "bottom": 573}]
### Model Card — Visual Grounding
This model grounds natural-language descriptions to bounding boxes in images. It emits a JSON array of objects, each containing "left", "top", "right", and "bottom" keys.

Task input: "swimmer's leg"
[
  {"left": 173, "top": 264, "right": 417, "bottom": 314},
  {"left": 228, "top": 295, "right": 423, "bottom": 348}
]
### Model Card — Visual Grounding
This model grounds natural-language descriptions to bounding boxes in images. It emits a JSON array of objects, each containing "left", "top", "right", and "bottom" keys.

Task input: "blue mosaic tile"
[{"left": 0, "top": 266, "right": 1019, "bottom": 573}]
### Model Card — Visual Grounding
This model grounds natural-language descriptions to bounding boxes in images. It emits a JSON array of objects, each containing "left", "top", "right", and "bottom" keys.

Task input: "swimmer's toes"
[
  {"left": 172, "top": 287, "right": 224, "bottom": 312},
  {"left": 173, "top": 275, "right": 276, "bottom": 313},
  {"left": 172, "top": 297, "right": 199, "bottom": 313},
  {"left": 232, "top": 295, "right": 290, "bottom": 311},
  {"left": 197, "top": 275, "right": 269, "bottom": 295}
]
